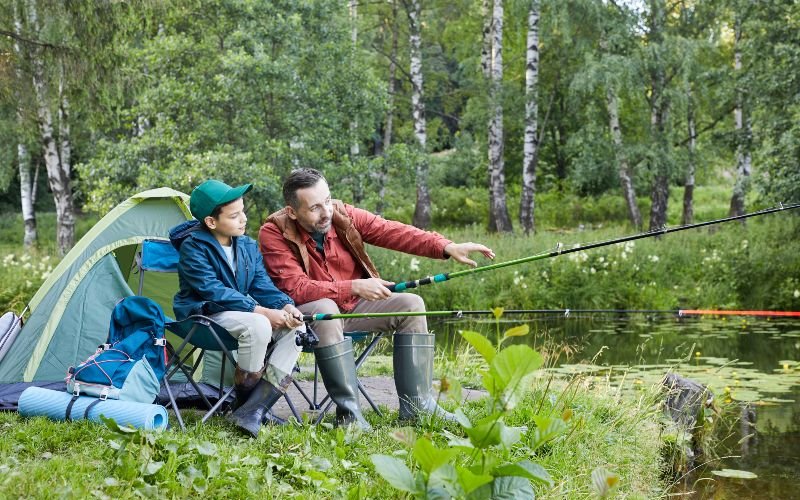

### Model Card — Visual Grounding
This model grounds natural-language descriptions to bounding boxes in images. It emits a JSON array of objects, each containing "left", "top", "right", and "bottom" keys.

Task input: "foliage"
[
  {"left": 75, "top": 0, "right": 385, "bottom": 216},
  {"left": 369, "top": 207, "right": 800, "bottom": 314},
  {"left": 371, "top": 321, "right": 560, "bottom": 498}
]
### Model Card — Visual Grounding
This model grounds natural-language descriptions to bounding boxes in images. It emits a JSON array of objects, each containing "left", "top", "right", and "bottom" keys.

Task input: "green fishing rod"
[
  {"left": 382, "top": 202, "right": 800, "bottom": 293},
  {"left": 303, "top": 308, "right": 800, "bottom": 322},
  {"left": 303, "top": 309, "right": 647, "bottom": 322}
]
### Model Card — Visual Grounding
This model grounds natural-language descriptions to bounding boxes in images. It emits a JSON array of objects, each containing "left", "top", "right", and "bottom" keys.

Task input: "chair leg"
[{"left": 284, "top": 393, "right": 302, "bottom": 421}]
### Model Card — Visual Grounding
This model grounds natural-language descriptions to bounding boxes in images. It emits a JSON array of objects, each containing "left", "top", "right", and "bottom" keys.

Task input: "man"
[
  {"left": 171, "top": 179, "right": 304, "bottom": 437},
  {"left": 259, "top": 168, "right": 494, "bottom": 429}
]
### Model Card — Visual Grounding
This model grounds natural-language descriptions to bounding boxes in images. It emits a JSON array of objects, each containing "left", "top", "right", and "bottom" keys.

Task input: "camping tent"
[{"left": 0, "top": 188, "right": 230, "bottom": 407}]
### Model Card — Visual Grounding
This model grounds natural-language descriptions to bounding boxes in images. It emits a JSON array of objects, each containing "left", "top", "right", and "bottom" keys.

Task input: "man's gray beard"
[{"left": 311, "top": 227, "right": 330, "bottom": 239}]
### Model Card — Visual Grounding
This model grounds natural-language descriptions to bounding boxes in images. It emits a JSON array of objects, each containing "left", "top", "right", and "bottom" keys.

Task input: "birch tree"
[
  {"left": 374, "top": 0, "right": 399, "bottom": 215},
  {"left": 12, "top": 1, "right": 37, "bottom": 248},
  {"left": 487, "top": 0, "right": 512, "bottom": 232},
  {"left": 519, "top": 0, "right": 540, "bottom": 234},
  {"left": 645, "top": 0, "right": 671, "bottom": 231},
  {"left": 25, "top": 0, "right": 75, "bottom": 254},
  {"left": 405, "top": 0, "right": 431, "bottom": 229},
  {"left": 682, "top": 83, "right": 697, "bottom": 225},
  {"left": 607, "top": 83, "right": 641, "bottom": 228},
  {"left": 728, "top": 13, "right": 751, "bottom": 217}
]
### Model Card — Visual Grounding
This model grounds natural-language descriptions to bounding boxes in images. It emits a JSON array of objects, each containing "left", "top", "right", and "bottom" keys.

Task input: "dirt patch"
[{"left": 271, "top": 376, "right": 487, "bottom": 420}]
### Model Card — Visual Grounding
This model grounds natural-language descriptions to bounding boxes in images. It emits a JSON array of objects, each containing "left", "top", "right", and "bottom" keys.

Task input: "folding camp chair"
[
  {"left": 291, "top": 330, "right": 386, "bottom": 424},
  {"left": 135, "top": 239, "right": 302, "bottom": 430}
]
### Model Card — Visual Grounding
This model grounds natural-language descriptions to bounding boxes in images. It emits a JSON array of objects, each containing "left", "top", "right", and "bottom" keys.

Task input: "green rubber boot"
[
  {"left": 315, "top": 338, "right": 372, "bottom": 431},
  {"left": 393, "top": 333, "right": 457, "bottom": 422}
]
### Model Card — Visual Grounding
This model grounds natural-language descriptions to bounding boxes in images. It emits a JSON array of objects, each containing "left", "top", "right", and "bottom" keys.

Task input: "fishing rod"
[
  {"left": 303, "top": 308, "right": 800, "bottom": 322},
  {"left": 386, "top": 202, "right": 800, "bottom": 293}
]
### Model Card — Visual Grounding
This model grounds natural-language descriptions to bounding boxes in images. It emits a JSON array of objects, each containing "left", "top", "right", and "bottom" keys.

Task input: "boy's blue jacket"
[{"left": 169, "top": 220, "right": 293, "bottom": 320}]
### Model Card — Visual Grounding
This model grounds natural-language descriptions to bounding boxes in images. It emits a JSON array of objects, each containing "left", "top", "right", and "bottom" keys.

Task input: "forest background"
[{"left": 1, "top": 0, "right": 799, "bottom": 307}]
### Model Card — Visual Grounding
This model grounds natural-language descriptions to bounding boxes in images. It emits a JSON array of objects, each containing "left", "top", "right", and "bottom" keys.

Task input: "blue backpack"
[{"left": 66, "top": 296, "right": 168, "bottom": 403}]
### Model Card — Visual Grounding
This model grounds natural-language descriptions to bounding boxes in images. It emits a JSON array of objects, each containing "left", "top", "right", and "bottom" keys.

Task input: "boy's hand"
[
  {"left": 255, "top": 306, "right": 302, "bottom": 329},
  {"left": 282, "top": 304, "right": 304, "bottom": 328}
]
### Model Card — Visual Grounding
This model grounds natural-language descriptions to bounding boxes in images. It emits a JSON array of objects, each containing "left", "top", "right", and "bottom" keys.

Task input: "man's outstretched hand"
[{"left": 444, "top": 242, "right": 496, "bottom": 268}]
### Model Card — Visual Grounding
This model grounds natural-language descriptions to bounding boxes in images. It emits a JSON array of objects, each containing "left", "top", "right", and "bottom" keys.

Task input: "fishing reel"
[{"left": 295, "top": 323, "right": 319, "bottom": 349}]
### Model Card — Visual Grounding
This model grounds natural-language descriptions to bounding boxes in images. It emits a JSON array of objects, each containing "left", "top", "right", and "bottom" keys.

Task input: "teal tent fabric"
[{"left": 0, "top": 189, "right": 192, "bottom": 383}]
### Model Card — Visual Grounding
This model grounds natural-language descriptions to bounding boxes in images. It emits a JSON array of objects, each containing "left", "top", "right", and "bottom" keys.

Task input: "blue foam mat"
[{"left": 18, "top": 386, "right": 168, "bottom": 430}]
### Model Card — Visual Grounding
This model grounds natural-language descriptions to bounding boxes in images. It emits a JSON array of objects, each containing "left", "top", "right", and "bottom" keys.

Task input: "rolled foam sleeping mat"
[{"left": 18, "top": 386, "right": 168, "bottom": 430}]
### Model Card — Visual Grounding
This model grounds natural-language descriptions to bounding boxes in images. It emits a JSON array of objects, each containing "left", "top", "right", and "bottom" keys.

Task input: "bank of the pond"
[{"left": 0, "top": 377, "right": 666, "bottom": 498}]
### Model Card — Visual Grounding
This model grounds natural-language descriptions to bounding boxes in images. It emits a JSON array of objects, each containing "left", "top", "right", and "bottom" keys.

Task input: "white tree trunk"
[
  {"left": 487, "top": 0, "right": 512, "bottom": 232},
  {"left": 519, "top": 0, "right": 540, "bottom": 234},
  {"left": 408, "top": 0, "right": 431, "bottom": 228},
  {"left": 682, "top": 84, "right": 696, "bottom": 225},
  {"left": 647, "top": 0, "right": 669, "bottom": 232},
  {"left": 13, "top": 4, "right": 37, "bottom": 248},
  {"left": 349, "top": 0, "right": 360, "bottom": 158},
  {"left": 376, "top": 0, "right": 399, "bottom": 216},
  {"left": 27, "top": 0, "right": 75, "bottom": 255},
  {"left": 729, "top": 16, "right": 751, "bottom": 217},
  {"left": 607, "top": 86, "right": 642, "bottom": 228},
  {"left": 481, "top": 0, "right": 491, "bottom": 79}
]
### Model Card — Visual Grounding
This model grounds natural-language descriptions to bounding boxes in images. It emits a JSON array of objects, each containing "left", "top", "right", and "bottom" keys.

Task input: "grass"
[{"left": 0, "top": 377, "right": 664, "bottom": 499}]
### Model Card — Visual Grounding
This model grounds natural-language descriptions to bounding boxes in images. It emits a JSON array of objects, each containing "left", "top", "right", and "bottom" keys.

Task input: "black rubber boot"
[
  {"left": 230, "top": 366, "right": 263, "bottom": 411},
  {"left": 393, "top": 333, "right": 457, "bottom": 422},
  {"left": 262, "top": 410, "right": 287, "bottom": 426},
  {"left": 226, "top": 379, "right": 285, "bottom": 437},
  {"left": 315, "top": 338, "right": 372, "bottom": 431}
]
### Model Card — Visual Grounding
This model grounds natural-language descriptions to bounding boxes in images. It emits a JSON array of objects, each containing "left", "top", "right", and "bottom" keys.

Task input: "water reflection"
[{"left": 433, "top": 315, "right": 800, "bottom": 499}]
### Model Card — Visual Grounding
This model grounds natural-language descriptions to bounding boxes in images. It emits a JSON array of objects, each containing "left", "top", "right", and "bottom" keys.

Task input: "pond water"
[{"left": 435, "top": 314, "right": 800, "bottom": 498}]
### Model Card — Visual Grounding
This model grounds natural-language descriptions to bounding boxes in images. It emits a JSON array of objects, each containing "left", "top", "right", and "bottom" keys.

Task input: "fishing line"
[{"left": 385, "top": 202, "right": 800, "bottom": 293}]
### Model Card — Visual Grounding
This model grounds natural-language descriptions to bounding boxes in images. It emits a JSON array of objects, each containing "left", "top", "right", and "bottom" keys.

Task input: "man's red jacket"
[{"left": 259, "top": 202, "right": 451, "bottom": 311}]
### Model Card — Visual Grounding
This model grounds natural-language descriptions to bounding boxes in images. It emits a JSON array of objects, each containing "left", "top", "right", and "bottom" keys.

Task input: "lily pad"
[{"left": 711, "top": 469, "right": 757, "bottom": 479}]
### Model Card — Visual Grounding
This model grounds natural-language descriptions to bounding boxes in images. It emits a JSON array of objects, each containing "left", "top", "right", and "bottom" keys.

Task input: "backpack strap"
[
  {"left": 83, "top": 398, "right": 103, "bottom": 420},
  {"left": 65, "top": 395, "right": 79, "bottom": 421}
]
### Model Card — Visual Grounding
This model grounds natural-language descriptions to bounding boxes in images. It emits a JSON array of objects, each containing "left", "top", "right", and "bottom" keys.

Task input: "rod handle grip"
[{"left": 387, "top": 274, "right": 448, "bottom": 293}]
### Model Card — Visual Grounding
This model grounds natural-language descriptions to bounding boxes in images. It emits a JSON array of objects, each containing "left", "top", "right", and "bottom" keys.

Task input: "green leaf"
[
  {"left": 461, "top": 330, "right": 495, "bottom": 363},
  {"left": 100, "top": 415, "right": 137, "bottom": 434},
  {"left": 492, "top": 307, "right": 505, "bottom": 319},
  {"left": 591, "top": 467, "right": 619, "bottom": 497},
  {"left": 370, "top": 455, "right": 417, "bottom": 493},
  {"left": 464, "top": 417, "right": 504, "bottom": 448},
  {"left": 501, "top": 325, "right": 530, "bottom": 343},
  {"left": 531, "top": 415, "right": 568, "bottom": 449},
  {"left": 488, "top": 345, "right": 543, "bottom": 408},
  {"left": 144, "top": 461, "right": 164, "bottom": 476},
  {"left": 194, "top": 441, "right": 217, "bottom": 456},
  {"left": 456, "top": 466, "right": 493, "bottom": 494},
  {"left": 412, "top": 438, "right": 461, "bottom": 474},
  {"left": 499, "top": 424, "right": 524, "bottom": 449},
  {"left": 492, "top": 476, "right": 535, "bottom": 499},
  {"left": 310, "top": 456, "right": 333, "bottom": 472},
  {"left": 390, "top": 427, "right": 417, "bottom": 447},
  {"left": 428, "top": 464, "right": 461, "bottom": 498},
  {"left": 711, "top": 469, "right": 758, "bottom": 479},
  {"left": 454, "top": 408, "right": 473, "bottom": 428},
  {"left": 494, "top": 460, "right": 553, "bottom": 486}
]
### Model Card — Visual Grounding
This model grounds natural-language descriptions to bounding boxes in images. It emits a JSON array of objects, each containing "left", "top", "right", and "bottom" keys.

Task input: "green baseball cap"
[{"left": 189, "top": 179, "right": 253, "bottom": 220}]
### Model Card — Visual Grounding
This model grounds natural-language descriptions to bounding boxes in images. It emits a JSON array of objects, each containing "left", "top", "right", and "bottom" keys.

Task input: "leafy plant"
[{"left": 371, "top": 315, "right": 559, "bottom": 498}]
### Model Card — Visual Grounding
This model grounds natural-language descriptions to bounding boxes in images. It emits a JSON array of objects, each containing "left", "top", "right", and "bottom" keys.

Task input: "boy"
[{"left": 170, "top": 179, "right": 304, "bottom": 437}]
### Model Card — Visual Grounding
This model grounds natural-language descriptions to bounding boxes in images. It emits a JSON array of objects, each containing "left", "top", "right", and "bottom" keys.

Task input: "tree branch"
[{"left": 0, "top": 29, "right": 69, "bottom": 52}]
